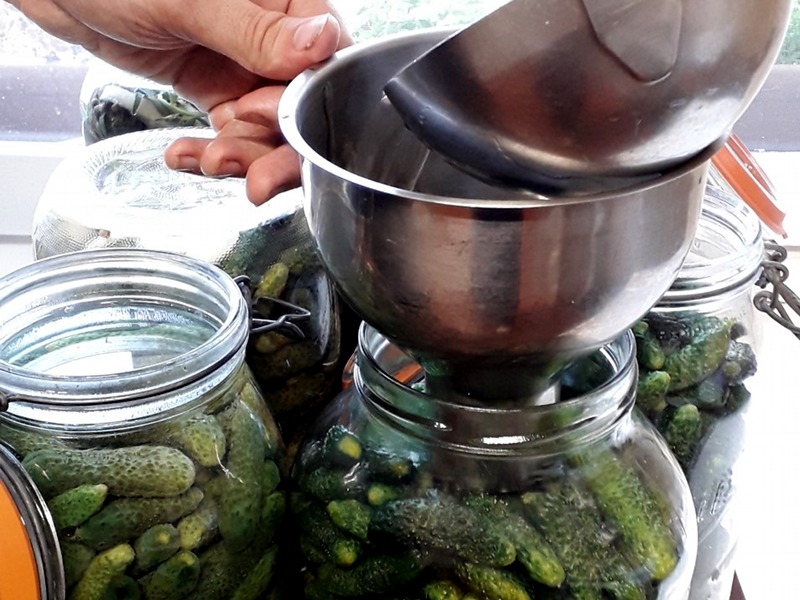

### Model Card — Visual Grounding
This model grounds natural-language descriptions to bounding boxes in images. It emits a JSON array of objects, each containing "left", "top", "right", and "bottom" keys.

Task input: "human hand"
[
  {"left": 9, "top": 0, "right": 350, "bottom": 111},
  {"left": 164, "top": 85, "right": 305, "bottom": 205},
  {"left": 158, "top": 1, "right": 353, "bottom": 204}
]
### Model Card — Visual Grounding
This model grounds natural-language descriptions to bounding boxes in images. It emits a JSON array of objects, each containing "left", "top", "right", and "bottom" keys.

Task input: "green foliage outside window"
[{"left": 778, "top": 0, "right": 800, "bottom": 64}]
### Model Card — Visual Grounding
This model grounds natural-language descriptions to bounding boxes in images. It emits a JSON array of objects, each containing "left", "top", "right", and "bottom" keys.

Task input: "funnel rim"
[{"left": 279, "top": 27, "right": 724, "bottom": 209}]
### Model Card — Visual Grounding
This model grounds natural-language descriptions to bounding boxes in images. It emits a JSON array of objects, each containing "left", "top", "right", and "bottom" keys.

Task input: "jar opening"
[
  {"left": 0, "top": 249, "right": 249, "bottom": 410},
  {"left": 354, "top": 324, "right": 637, "bottom": 455},
  {"left": 663, "top": 187, "right": 763, "bottom": 302}
]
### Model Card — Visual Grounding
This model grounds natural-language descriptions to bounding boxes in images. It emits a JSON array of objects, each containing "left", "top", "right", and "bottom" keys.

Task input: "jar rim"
[
  {"left": 663, "top": 186, "right": 764, "bottom": 302},
  {"left": 0, "top": 443, "right": 64, "bottom": 599},
  {"left": 354, "top": 323, "right": 637, "bottom": 454},
  {"left": 0, "top": 249, "right": 249, "bottom": 410}
]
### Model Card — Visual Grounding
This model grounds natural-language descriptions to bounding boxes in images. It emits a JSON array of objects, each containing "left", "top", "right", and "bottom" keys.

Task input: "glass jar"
[
  {"left": 79, "top": 60, "right": 209, "bottom": 144},
  {"left": 0, "top": 249, "right": 286, "bottom": 600},
  {"left": 0, "top": 442, "right": 64, "bottom": 599},
  {"left": 633, "top": 186, "right": 764, "bottom": 600},
  {"left": 291, "top": 324, "right": 697, "bottom": 599},
  {"left": 30, "top": 128, "right": 346, "bottom": 458}
]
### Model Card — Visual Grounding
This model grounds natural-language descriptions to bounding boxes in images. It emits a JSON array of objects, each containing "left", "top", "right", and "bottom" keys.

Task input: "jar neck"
[
  {"left": 661, "top": 187, "right": 763, "bottom": 306},
  {"left": 353, "top": 324, "right": 638, "bottom": 456},
  {"left": 0, "top": 249, "right": 250, "bottom": 431}
]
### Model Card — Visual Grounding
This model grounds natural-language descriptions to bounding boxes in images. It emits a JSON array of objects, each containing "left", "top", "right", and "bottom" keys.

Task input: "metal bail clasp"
[
  {"left": 754, "top": 240, "right": 800, "bottom": 341},
  {"left": 0, "top": 392, "right": 16, "bottom": 412},
  {"left": 232, "top": 274, "right": 310, "bottom": 340}
]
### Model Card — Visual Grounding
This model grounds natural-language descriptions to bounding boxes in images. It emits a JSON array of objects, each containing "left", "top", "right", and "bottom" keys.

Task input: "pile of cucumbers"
[
  {"left": 292, "top": 425, "right": 682, "bottom": 600},
  {"left": 0, "top": 372, "right": 285, "bottom": 600}
]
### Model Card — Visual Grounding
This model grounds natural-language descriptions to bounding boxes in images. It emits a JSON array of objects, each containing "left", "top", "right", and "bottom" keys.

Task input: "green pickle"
[
  {"left": 634, "top": 312, "right": 758, "bottom": 494},
  {"left": 292, "top": 423, "right": 679, "bottom": 599},
  {"left": 227, "top": 237, "right": 341, "bottom": 460},
  {"left": 48, "top": 484, "right": 109, "bottom": 531},
  {"left": 0, "top": 371, "right": 287, "bottom": 599}
]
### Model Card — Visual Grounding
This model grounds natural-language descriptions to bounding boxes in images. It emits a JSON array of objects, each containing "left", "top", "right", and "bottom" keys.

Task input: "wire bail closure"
[
  {"left": 755, "top": 240, "right": 800, "bottom": 341},
  {"left": 232, "top": 275, "right": 310, "bottom": 340}
]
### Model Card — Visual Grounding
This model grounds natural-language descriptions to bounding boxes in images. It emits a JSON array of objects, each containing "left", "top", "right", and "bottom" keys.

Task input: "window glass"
[{"left": 0, "top": 0, "right": 798, "bottom": 144}]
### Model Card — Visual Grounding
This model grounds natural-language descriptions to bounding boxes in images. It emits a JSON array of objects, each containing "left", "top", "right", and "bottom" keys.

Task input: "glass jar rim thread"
[
  {"left": 353, "top": 323, "right": 638, "bottom": 456},
  {"left": 0, "top": 249, "right": 249, "bottom": 419}
]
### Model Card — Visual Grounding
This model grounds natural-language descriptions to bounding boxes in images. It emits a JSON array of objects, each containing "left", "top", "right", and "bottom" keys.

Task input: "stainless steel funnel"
[
  {"left": 279, "top": 29, "right": 718, "bottom": 403},
  {"left": 383, "top": 0, "right": 791, "bottom": 192}
]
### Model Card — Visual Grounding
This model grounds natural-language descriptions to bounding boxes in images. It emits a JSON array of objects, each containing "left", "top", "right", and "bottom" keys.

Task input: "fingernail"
[
  {"left": 293, "top": 14, "right": 331, "bottom": 51},
  {"left": 173, "top": 155, "right": 200, "bottom": 172},
  {"left": 203, "top": 160, "right": 242, "bottom": 178}
]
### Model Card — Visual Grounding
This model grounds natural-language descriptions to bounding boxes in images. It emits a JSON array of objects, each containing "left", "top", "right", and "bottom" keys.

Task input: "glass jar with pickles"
[
  {"left": 31, "top": 128, "right": 347, "bottom": 460},
  {"left": 290, "top": 323, "right": 698, "bottom": 600},
  {"left": 632, "top": 186, "right": 765, "bottom": 600},
  {"left": 0, "top": 249, "right": 286, "bottom": 600}
]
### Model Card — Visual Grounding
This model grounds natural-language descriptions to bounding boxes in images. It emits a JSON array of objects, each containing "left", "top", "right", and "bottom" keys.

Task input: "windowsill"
[{"left": 734, "top": 249, "right": 800, "bottom": 598}]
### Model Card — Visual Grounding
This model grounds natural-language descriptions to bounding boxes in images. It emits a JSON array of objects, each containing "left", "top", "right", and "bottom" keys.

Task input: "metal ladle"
[{"left": 384, "top": 0, "right": 791, "bottom": 193}]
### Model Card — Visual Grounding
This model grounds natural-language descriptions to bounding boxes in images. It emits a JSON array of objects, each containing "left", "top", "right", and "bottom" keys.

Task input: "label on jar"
[{"left": 0, "top": 480, "right": 41, "bottom": 600}]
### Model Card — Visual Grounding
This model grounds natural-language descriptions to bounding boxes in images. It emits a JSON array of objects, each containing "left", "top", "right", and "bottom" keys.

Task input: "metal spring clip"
[
  {"left": 0, "top": 275, "right": 313, "bottom": 413},
  {"left": 233, "top": 275, "right": 310, "bottom": 340},
  {"left": 754, "top": 241, "right": 800, "bottom": 341}
]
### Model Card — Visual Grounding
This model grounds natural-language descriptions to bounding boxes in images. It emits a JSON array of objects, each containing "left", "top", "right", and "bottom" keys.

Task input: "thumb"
[{"left": 189, "top": 2, "right": 343, "bottom": 80}]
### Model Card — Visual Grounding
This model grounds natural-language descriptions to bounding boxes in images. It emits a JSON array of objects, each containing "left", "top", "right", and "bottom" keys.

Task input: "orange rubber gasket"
[{"left": 0, "top": 480, "right": 41, "bottom": 600}]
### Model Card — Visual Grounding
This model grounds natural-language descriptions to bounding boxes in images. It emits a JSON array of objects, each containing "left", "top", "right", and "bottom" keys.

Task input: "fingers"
[
  {"left": 174, "top": 0, "right": 343, "bottom": 80},
  {"left": 233, "top": 86, "right": 285, "bottom": 128},
  {"left": 164, "top": 121, "right": 300, "bottom": 205},
  {"left": 165, "top": 119, "right": 278, "bottom": 175},
  {"left": 244, "top": 145, "right": 302, "bottom": 205},
  {"left": 165, "top": 135, "right": 301, "bottom": 205}
]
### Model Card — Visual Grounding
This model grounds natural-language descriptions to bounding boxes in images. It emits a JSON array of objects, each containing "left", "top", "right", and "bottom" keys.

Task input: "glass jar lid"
[
  {"left": 0, "top": 443, "right": 64, "bottom": 600},
  {"left": 0, "top": 249, "right": 249, "bottom": 429},
  {"left": 32, "top": 128, "right": 306, "bottom": 264}
]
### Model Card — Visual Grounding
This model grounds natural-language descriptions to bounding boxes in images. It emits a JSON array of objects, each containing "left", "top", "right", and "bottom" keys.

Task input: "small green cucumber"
[
  {"left": 61, "top": 541, "right": 95, "bottom": 589},
  {"left": 137, "top": 550, "right": 201, "bottom": 600},
  {"left": 74, "top": 488, "right": 204, "bottom": 550},
  {"left": 23, "top": 446, "right": 195, "bottom": 498},
  {"left": 69, "top": 544, "right": 135, "bottom": 600},
  {"left": 455, "top": 563, "right": 531, "bottom": 600},
  {"left": 215, "top": 400, "right": 266, "bottom": 551},
  {"left": 48, "top": 484, "right": 108, "bottom": 531},
  {"left": 132, "top": 523, "right": 180, "bottom": 574},
  {"left": 164, "top": 414, "right": 227, "bottom": 468},
  {"left": 230, "top": 545, "right": 279, "bottom": 600}
]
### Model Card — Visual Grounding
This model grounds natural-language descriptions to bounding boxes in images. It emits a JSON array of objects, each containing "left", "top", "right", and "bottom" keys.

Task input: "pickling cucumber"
[
  {"left": 23, "top": 446, "right": 195, "bottom": 498},
  {"left": 74, "top": 488, "right": 204, "bottom": 550}
]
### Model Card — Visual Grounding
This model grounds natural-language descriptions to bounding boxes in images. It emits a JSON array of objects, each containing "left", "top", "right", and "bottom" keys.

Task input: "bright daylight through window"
[{"left": 0, "top": 1, "right": 799, "bottom": 598}]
